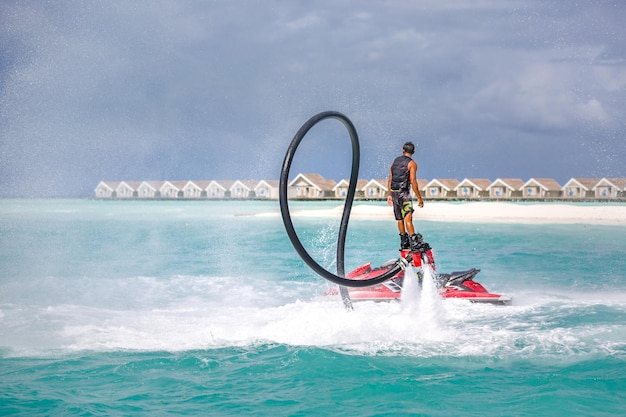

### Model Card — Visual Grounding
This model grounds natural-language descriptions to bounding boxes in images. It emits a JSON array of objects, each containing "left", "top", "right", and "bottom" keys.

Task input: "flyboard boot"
[
  {"left": 398, "top": 233, "right": 435, "bottom": 287},
  {"left": 399, "top": 233, "right": 410, "bottom": 251},
  {"left": 400, "top": 233, "right": 435, "bottom": 270},
  {"left": 409, "top": 233, "right": 426, "bottom": 252}
]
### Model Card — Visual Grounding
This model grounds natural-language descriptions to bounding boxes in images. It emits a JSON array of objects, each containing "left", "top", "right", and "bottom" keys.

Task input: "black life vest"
[{"left": 390, "top": 155, "right": 412, "bottom": 191}]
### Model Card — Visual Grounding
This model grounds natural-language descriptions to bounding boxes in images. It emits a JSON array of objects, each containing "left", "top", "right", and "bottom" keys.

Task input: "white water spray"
[
  {"left": 400, "top": 265, "right": 421, "bottom": 313},
  {"left": 418, "top": 262, "right": 446, "bottom": 329},
  {"left": 400, "top": 256, "right": 447, "bottom": 337}
]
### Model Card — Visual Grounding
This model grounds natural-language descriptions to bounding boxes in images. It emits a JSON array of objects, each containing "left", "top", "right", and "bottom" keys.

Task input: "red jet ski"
[{"left": 326, "top": 249, "right": 511, "bottom": 305}]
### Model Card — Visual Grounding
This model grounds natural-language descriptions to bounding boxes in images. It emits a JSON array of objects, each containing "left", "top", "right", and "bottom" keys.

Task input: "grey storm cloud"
[{"left": 1, "top": 0, "right": 625, "bottom": 197}]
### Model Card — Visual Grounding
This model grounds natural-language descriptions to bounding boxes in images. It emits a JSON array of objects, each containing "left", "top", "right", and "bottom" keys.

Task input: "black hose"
[{"left": 279, "top": 111, "right": 409, "bottom": 290}]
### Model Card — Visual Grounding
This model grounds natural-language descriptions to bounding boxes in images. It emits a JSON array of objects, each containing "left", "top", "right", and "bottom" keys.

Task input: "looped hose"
[{"left": 279, "top": 111, "right": 409, "bottom": 292}]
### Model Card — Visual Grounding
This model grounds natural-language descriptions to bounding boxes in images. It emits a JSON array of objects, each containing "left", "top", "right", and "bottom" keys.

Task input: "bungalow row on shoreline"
[{"left": 95, "top": 174, "right": 626, "bottom": 201}]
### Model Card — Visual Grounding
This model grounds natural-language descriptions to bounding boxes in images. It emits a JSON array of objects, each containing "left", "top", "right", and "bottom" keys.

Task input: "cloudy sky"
[{"left": 1, "top": 0, "right": 625, "bottom": 197}]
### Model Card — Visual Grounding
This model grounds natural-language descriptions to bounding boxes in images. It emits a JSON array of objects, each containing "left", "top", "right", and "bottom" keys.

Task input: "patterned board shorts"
[{"left": 391, "top": 190, "right": 414, "bottom": 220}]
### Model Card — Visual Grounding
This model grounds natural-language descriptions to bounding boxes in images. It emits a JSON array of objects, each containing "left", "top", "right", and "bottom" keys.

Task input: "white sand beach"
[{"left": 288, "top": 202, "right": 626, "bottom": 225}]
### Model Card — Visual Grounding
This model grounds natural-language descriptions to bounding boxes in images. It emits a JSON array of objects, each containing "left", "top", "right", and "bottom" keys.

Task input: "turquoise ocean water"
[{"left": 1, "top": 199, "right": 625, "bottom": 416}]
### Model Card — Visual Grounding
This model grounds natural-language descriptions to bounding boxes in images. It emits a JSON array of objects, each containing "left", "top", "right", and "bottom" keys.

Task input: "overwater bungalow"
[
  {"left": 455, "top": 178, "right": 492, "bottom": 199},
  {"left": 361, "top": 179, "right": 388, "bottom": 199},
  {"left": 561, "top": 178, "right": 601, "bottom": 199},
  {"left": 424, "top": 179, "right": 460, "bottom": 199},
  {"left": 592, "top": 178, "right": 626, "bottom": 199},
  {"left": 255, "top": 180, "right": 280, "bottom": 200},
  {"left": 287, "top": 173, "right": 336, "bottom": 199},
  {"left": 137, "top": 181, "right": 164, "bottom": 198},
  {"left": 520, "top": 178, "right": 562, "bottom": 199},
  {"left": 333, "top": 179, "right": 368, "bottom": 199},
  {"left": 487, "top": 178, "right": 524, "bottom": 199}
]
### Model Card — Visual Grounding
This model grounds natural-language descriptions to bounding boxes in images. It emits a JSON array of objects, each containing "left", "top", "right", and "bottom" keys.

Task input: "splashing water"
[
  {"left": 400, "top": 259, "right": 447, "bottom": 340},
  {"left": 418, "top": 261, "right": 446, "bottom": 330},
  {"left": 310, "top": 222, "right": 339, "bottom": 271},
  {"left": 400, "top": 265, "right": 421, "bottom": 313}
]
